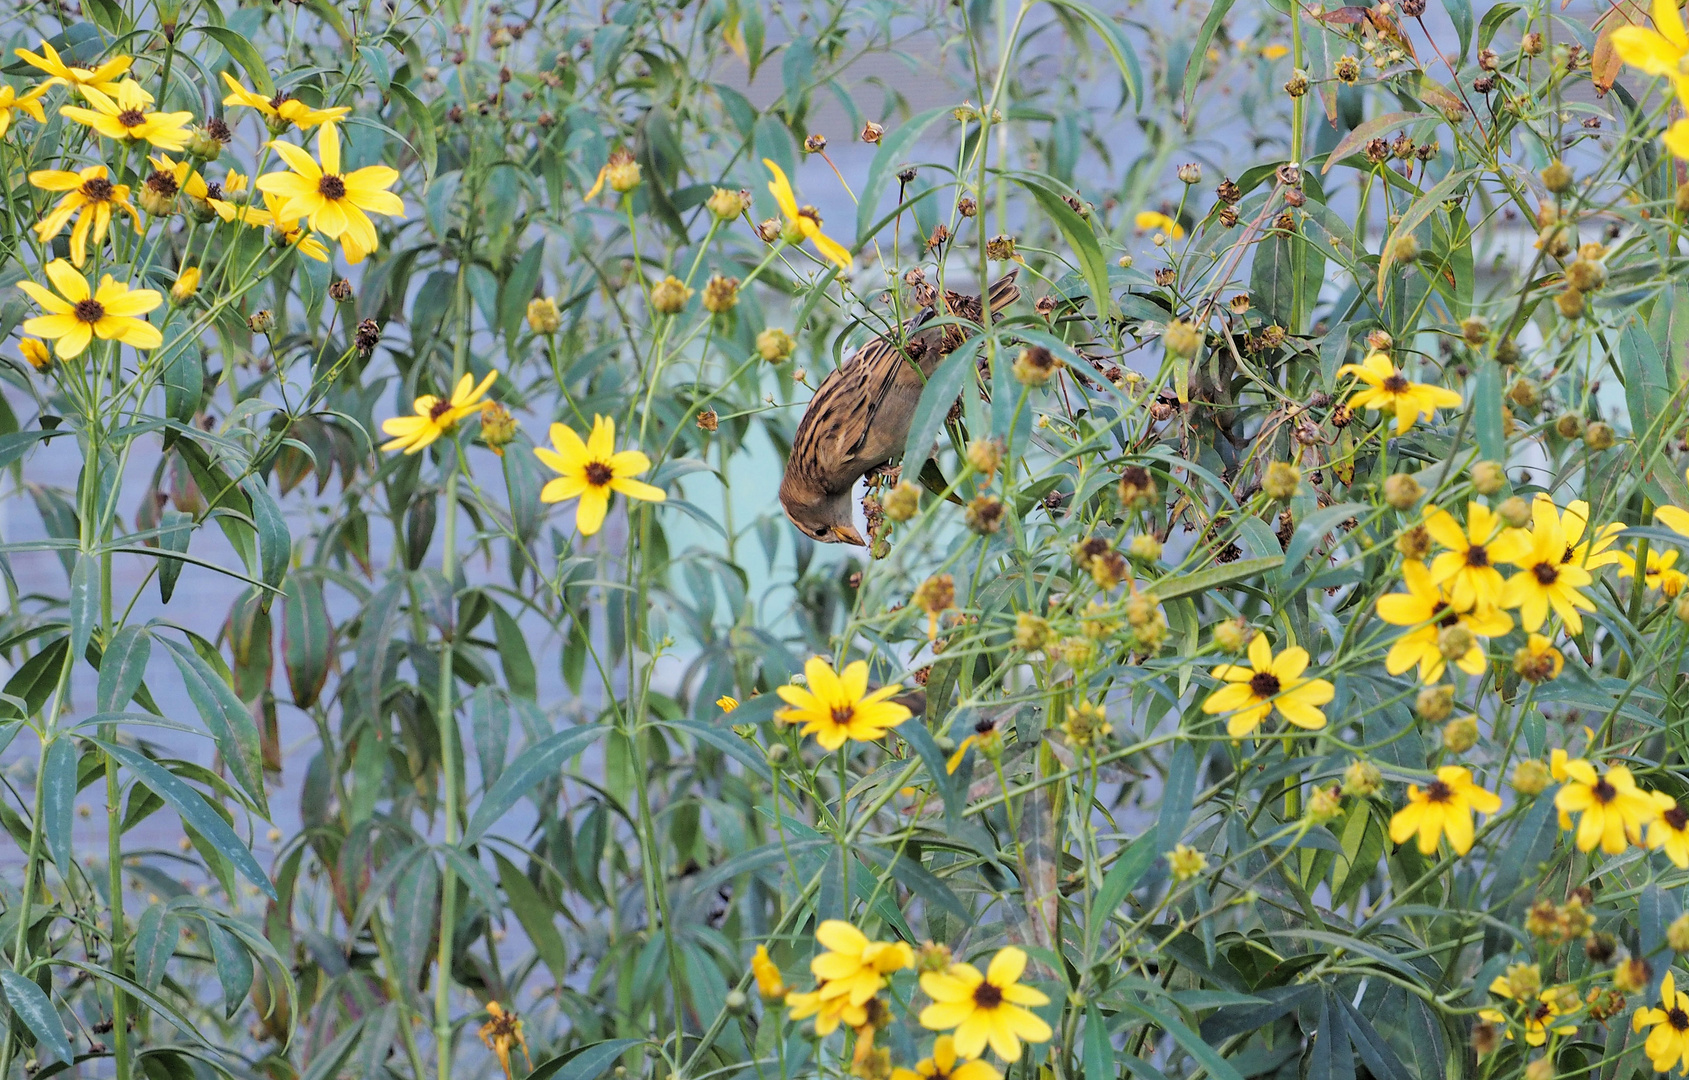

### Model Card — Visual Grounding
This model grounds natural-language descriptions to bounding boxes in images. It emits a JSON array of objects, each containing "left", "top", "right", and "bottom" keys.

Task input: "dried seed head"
[
  {"left": 757, "top": 327, "right": 795, "bottom": 362},
  {"left": 1012, "top": 345, "right": 1059, "bottom": 386},
  {"left": 860, "top": 121, "right": 884, "bottom": 144},
  {"left": 1384, "top": 473, "right": 1423, "bottom": 509},
  {"left": 1416, "top": 684, "right": 1455, "bottom": 722},
  {"left": 650, "top": 275, "right": 693, "bottom": 315},
  {"left": 702, "top": 275, "right": 740, "bottom": 314}
]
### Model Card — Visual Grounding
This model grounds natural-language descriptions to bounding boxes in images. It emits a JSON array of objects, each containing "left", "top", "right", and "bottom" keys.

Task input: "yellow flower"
[
  {"left": 18, "top": 338, "right": 51, "bottom": 371},
  {"left": 1134, "top": 210, "right": 1185, "bottom": 238},
  {"left": 751, "top": 944, "right": 787, "bottom": 1000},
  {"left": 1612, "top": 0, "right": 1689, "bottom": 78},
  {"left": 1261, "top": 43, "right": 1292, "bottom": 59},
  {"left": 785, "top": 986, "right": 868, "bottom": 1035},
  {"left": 763, "top": 159, "right": 853, "bottom": 271},
  {"left": 1501, "top": 496, "right": 1596, "bottom": 633},
  {"left": 379, "top": 370, "right": 499, "bottom": 454},
  {"left": 256, "top": 123, "right": 405, "bottom": 263},
  {"left": 1555, "top": 758, "right": 1658, "bottom": 854},
  {"left": 1479, "top": 979, "right": 1580, "bottom": 1047},
  {"left": 1512, "top": 633, "right": 1564, "bottom": 683},
  {"left": 919, "top": 948, "right": 1051, "bottom": 1062},
  {"left": 1387, "top": 766, "right": 1502, "bottom": 855},
  {"left": 14, "top": 41, "right": 132, "bottom": 96},
  {"left": 0, "top": 83, "right": 48, "bottom": 139},
  {"left": 169, "top": 267, "right": 199, "bottom": 306},
  {"left": 220, "top": 73, "right": 349, "bottom": 130},
  {"left": 1167, "top": 843, "right": 1207, "bottom": 882},
  {"left": 1335, "top": 351, "right": 1463, "bottom": 434},
  {"left": 1619, "top": 547, "right": 1687, "bottom": 596},
  {"left": 534, "top": 415, "right": 666, "bottom": 537},
  {"left": 19, "top": 259, "right": 162, "bottom": 359},
  {"left": 30, "top": 165, "right": 139, "bottom": 267},
  {"left": 810, "top": 921, "right": 913, "bottom": 1007},
  {"left": 1633, "top": 972, "right": 1689, "bottom": 1074},
  {"left": 1375, "top": 560, "right": 1510, "bottom": 682},
  {"left": 476, "top": 1002, "right": 530, "bottom": 1080},
  {"left": 1201, "top": 632, "right": 1335, "bottom": 737},
  {"left": 774, "top": 656, "right": 912, "bottom": 751},
  {"left": 891, "top": 1037, "right": 1002, "bottom": 1080},
  {"left": 717, "top": 696, "right": 739, "bottom": 713},
  {"left": 1655, "top": 471, "right": 1689, "bottom": 538},
  {"left": 1647, "top": 792, "right": 1689, "bottom": 868},
  {"left": 1424, "top": 503, "right": 1527, "bottom": 612},
  {"left": 61, "top": 79, "right": 192, "bottom": 151}
]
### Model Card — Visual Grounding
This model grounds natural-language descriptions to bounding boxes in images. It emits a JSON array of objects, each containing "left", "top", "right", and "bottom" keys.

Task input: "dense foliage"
[{"left": 5, "top": 0, "right": 1689, "bottom": 1079}]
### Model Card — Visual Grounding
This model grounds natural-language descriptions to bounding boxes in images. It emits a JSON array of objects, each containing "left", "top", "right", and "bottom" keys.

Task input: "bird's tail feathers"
[{"left": 987, "top": 269, "right": 1021, "bottom": 315}]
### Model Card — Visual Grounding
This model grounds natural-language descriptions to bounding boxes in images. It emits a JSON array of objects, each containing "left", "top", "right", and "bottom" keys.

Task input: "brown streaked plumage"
[{"left": 779, "top": 271, "right": 1021, "bottom": 545}]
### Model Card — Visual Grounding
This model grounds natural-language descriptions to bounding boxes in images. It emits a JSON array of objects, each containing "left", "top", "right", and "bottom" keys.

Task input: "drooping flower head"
[
  {"left": 751, "top": 944, "right": 786, "bottom": 1000},
  {"left": 221, "top": 73, "right": 349, "bottom": 131},
  {"left": 0, "top": 83, "right": 48, "bottom": 139},
  {"left": 19, "top": 259, "right": 162, "bottom": 359},
  {"left": 30, "top": 165, "right": 139, "bottom": 267},
  {"left": 256, "top": 122, "right": 404, "bottom": 263},
  {"left": 763, "top": 159, "right": 853, "bottom": 271},
  {"left": 61, "top": 79, "right": 192, "bottom": 150},
  {"left": 1335, "top": 352, "right": 1462, "bottom": 434},
  {"left": 14, "top": 41, "right": 132, "bottom": 96},
  {"left": 380, "top": 371, "right": 499, "bottom": 455},
  {"left": 476, "top": 1002, "right": 530, "bottom": 1080},
  {"left": 918, "top": 947, "right": 1052, "bottom": 1062},
  {"left": 1200, "top": 633, "right": 1335, "bottom": 737},
  {"left": 534, "top": 415, "right": 666, "bottom": 537},
  {"left": 1387, "top": 766, "right": 1502, "bottom": 855},
  {"left": 1479, "top": 978, "right": 1580, "bottom": 1047},
  {"left": 774, "top": 656, "right": 912, "bottom": 751}
]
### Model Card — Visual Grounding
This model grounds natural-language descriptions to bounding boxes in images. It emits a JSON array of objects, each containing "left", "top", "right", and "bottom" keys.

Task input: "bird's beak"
[{"left": 830, "top": 524, "right": 867, "bottom": 546}]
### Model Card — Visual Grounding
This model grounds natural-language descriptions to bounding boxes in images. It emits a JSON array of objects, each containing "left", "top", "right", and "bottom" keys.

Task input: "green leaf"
[
  {"left": 854, "top": 106, "right": 950, "bottom": 244},
  {"left": 1148, "top": 556, "right": 1285, "bottom": 601},
  {"left": 40, "top": 738, "right": 77, "bottom": 874},
  {"left": 97, "top": 626, "right": 151, "bottom": 714},
  {"left": 386, "top": 83, "right": 437, "bottom": 181},
  {"left": 489, "top": 603, "right": 537, "bottom": 700},
  {"left": 1474, "top": 359, "right": 1505, "bottom": 463},
  {"left": 463, "top": 725, "right": 608, "bottom": 844},
  {"left": 202, "top": 918, "right": 254, "bottom": 1018},
  {"left": 1041, "top": 0, "right": 1145, "bottom": 104},
  {"left": 1016, "top": 177, "right": 1113, "bottom": 321},
  {"left": 898, "top": 336, "right": 979, "bottom": 479},
  {"left": 1376, "top": 168, "right": 1476, "bottom": 301},
  {"left": 1084, "top": 1003, "right": 1112, "bottom": 1080},
  {"left": 499, "top": 241, "right": 547, "bottom": 347},
  {"left": 1439, "top": 0, "right": 1475, "bottom": 59},
  {"left": 91, "top": 739, "right": 275, "bottom": 898},
  {"left": 156, "top": 510, "right": 192, "bottom": 603},
  {"left": 392, "top": 854, "right": 439, "bottom": 996},
  {"left": 1620, "top": 315, "right": 1671, "bottom": 442},
  {"left": 159, "top": 638, "right": 267, "bottom": 813},
  {"left": 2, "top": 971, "right": 70, "bottom": 1062},
  {"left": 132, "top": 904, "right": 181, "bottom": 992},
  {"left": 299, "top": 1019, "right": 365, "bottom": 1080},
  {"left": 1182, "top": 0, "right": 1238, "bottom": 119},
  {"left": 1155, "top": 742, "right": 1196, "bottom": 853},
  {"left": 282, "top": 573, "right": 331, "bottom": 708},
  {"left": 67, "top": 554, "right": 95, "bottom": 667},
  {"left": 1122, "top": 1000, "right": 1247, "bottom": 1080},
  {"left": 193, "top": 27, "right": 274, "bottom": 96},
  {"left": 494, "top": 852, "right": 570, "bottom": 983},
  {"left": 240, "top": 479, "right": 290, "bottom": 591},
  {"left": 525, "top": 1039, "right": 645, "bottom": 1080}
]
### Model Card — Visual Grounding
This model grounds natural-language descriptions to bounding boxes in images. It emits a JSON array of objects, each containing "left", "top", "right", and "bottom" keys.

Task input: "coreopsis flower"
[
  {"left": 476, "top": 1002, "right": 530, "bottom": 1080},
  {"left": 1335, "top": 352, "right": 1463, "bottom": 433},
  {"left": 1551, "top": 497, "right": 1624, "bottom": 570},
  {"left": 1388, "top": 766, "right": 1502, "bottom": 855},
  {"left": 918, "top": 947, "right": 1052, "bottom": 1062},
  {"left": 169, "top": 267, "right": 199, "bottom": 306},
  {"left": 1632, "top": 972, "right": 1689, "bottom": 1074},
  {"left": 774, "top": 656, "right": 912, "bottom": 751},
  {"left": 1376, "top": 560, "right": 1511, "bottom": 682},
  {"left": 1168, "top": 844, "right": 1208, "bottom": 881},
  {"left": 582, "top": 150, "right": 642, "bottom": 200},
  {"left": 379, "top": 370, "right": 499, "bottom": 454},
  {"left": 14, "top": 41, "right": 131, "bottom": 96},
  {"left": 30, "top": 166, "right": 139, "bottom": 266},
  {"left": 1619, "top": 548, "right": 1688, "bottom": 597},
  {"left": 892, "top": 1037, "right": 1001, "bottom": 1080},
  {"left": 1425, "top": 503, "right": 1527, "bottom": 612},
  {"left": 0, "top": 83, "right": 48, "bottom": 139},
  {"left": 61, "top": 80, "right": 192, "bottom": 150},
  {"left": 220, "top": 73, "right": 348, "bottom": 131},
  {"left": 533, "top": 415, "right": 666, "bottom": 536},
  {"left": 1555, "top": 759, "right": 1658, "bottom": 854},
  {"left": 1611, "top": 0, "right": 1689, "bottom": 78},
  {"left": 19, "top": 260, "right": 161, "bottom": 359},
  {"left": 785, "top": 986, "right": 868, "bottom": 1035},
  {"left": 1502, "top": 496, "right": 1596, "bottom": 633},
  {"left": 1134, "top": 210, "right": 1185, "bottom": 238},
  {"left": 1647, "top": 792, "right": 1689, "bottom": 868},
  {"left": 256, "top": 122, "right": 405, "bottom": 263},
  {"left": 1479, "top": 978, "right": 1580, "bottom": 1046},
  {"left": 763, "top": 159, "right": 853, "bottom": 271},
  {"left": 751, "top": 944, "right": 786, "bottom": 1000},
  {"left": 1201, "top": 633, "right": 1335, "bottom": 737},
  {"left": 809, "top": 921, "right": 913, "bottom": 1007},
  {"left": 1061, "top": 701, "right": 1111, "bottom": 750}
]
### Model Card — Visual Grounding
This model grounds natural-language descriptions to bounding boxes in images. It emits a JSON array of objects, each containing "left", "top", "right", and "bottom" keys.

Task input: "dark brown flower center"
[
  {"left": 1671, "top": 1007, "right": 1689, "bottom": 1031},
  {"left": 73, "top": 298, "right": 105, "bottom": 324},
  {"left": 318, "top": 174, "right": 347, "bottom": 200},
  {"left": 117, "top": 108, "right": 146, "bottom": 129},
  {"left": 1465, "top": 544, "right": 1489, "bottom": 568},
  {"left": 1667, "top": 806, "right": 1689, "bottom": 831},
  {"left": 585, "top": 461, "right": 613, "bottom": 487},
  {"left": 1424, "top": 780, "right": 1454, "bottom": 803},
  {"left": 798, "top": 205, "right": 822, "bottom": 227},
  {"left": 1592, "top": 779, "right": 1616, "bottom": 804},
  {"left": 1531, "top": 561, "right": 1558, "bottom": 585},
  {"left": 1382, "top": 373, "right": 1410, "bottom": 393},
  {"left": 428, "top": 399, "right": 454, "bottom": 421},
  {"left": 1249, "top": 671, "right": 1281, "bottom": 697},
  {"left": 972, "top": 981, "right": 1004, "bottom": 1009},
  {"left": 829, "top": 704, "right": 855, "bottom": 726},
  {"left": 1431, "top": 600, "right": 1459, "bottom": 628},
  {"left": 205, "top": 182, "right": 224, "bottom": 201},
  {"left": 80, "top": 176, "right": 114, "bottom": 201},
  {"left": 269, "top": 92, "right": 293, "bottom": 110},
  {"left": 1531, "top": 1003, "right": 1552, "bottom": 1023},
  {"left": 146, "top": 170, "right": 178, "bottom": 198}
]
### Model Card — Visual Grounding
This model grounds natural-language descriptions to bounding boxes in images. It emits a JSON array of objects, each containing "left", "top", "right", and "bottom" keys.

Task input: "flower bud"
[
  {"left": 1416, "top": 684, "right": 1455, "bottom": 722},
  {"left": 1014, "top": 612, "right": 1052, "bottom": 652},
  {"left": 1212, "top": 618, "right": 1252, "bottom": 654},
  {"left": 1366, "top": 329, "right": 1395, "bottom": 354},
  {"left": 651, "top": 275, "right": 693, "bottom": 315},
  {"left": 1177, "top": 163, "right": 1203, "bottom": 185},
  {"left": 248, "top": 309, "right": 276, "bottom": 334},
  {"left": 139, "top": 170, "right": 180, "bottom": 217},
  {"left": 1675, "top": 593, "right": 1689, "bottom": 623},
  {"left": 1565, "top": 258, "right": 1605, "bottom": 292},
  {"left": 1384, "top": 473, "right": 1423, "bottom": 509},
  {"left": 1167, "top": 844, "right": 1207, "bottom": 882},
  {"left": 1470, "top": 460, "right": 1506, "bottom": 495},
  {"left": 170, "top": 267, "right": 200, "bottom": 306},
  {"left": 1668, "top": 912, "right": 1689, "bottom": 953},
  {"left": 479, "top": 402, "right": 518, "bottom": 455},
  {"left": 605, "top": 149, "right": 641, "bottom": 192},
  {"left": 965, "top": 494, "right": 1005, "bottom": 534},
  {"left": 1128, "top": 534, "right": 1162, "bottom": 561},
  {"left": 1554, "top": 288, "right": 1584, "bottom": 319},
  {"left": 526, "top": 296, "right": 561, "bottom": 334},
  {"left": 1677, "top": 181, "right": 1689, "bottom": 215},
  {"left": 767, "top": 744, "right": 790, "bottom": 767},
  {"left": 1442, "top": 715, "right": 1479, "bottom": 753},
  {"left": 1507, "top": 962, "right": 1543, "bottom": 1002},
  {"left": 1284, "top": 68, "right": 1310, "bottom": 96},
  {"left": 1343, "top": 760, "right": 1382, "bottom": 797},
  {"left": 967, "top": 438, "right": 1002, "bottom": 482},
  {"left": 757, "top": 327, "right": 795, "bottom": 362},
  {"left": 329, "top": 278, "right": 354, "bottom": 303},
  {"left": 702, "top": 275, "right": 740, "bottom": 314},
  {"left": 1012, "top": 345, "right": 1059, "bottom": 386},
  {"left": 1512, "top": 759, "right": 1551, "bottom": 795},
  {"left": 1163, "top": 319, "right": 1202, "bottom": 359},
  {"left": 1396, "top": 524, "right": 1433, "bottom": 560},
  {"left": 1522, "top": 31, "right": 1545, "bottom": 54},
  {"left": 1584, "top": 422, "right": 1615, "bottom": 450},
  {"left": 1497, "top": 495, "right": 1531, "bottom": 529},
  {"left": 1263, "top": 461, "right": 1300, "bottom": 500},
  {"left": 18, "top": 338, "right": 51, "bottom": 372},
  {"left": 706, "top": 186, "right": 748, "bottom": 222},
  {"left": 1438, "top": 624, "right": 1474, "bottom": 661},
  {"left": 1118, "top": 465, "right": 1158, "bottom": 510},
  {"left": 1552, "top": 413, "right": 1583, "bottom": 440},
  {"left": 1306, "top": 784, "right": 1343, "bottom": 823},
  {"left": 1459, "top": 315, "right": 1490, "bottom": 346},
  {"left": 879, "top": 481, "right": 918, "bottom": 523},
  {"left": 1494, "top": 337, "right": 1520, "bottom": 365},
  {"left": 1391, "top": 234, "right": 1421, "bottom": 264},
  {"left": 1613, "top": 957, "right": 1651, "bottom": 995},
  {"left": 1471, "top": 1023, "right": 1500, "bottom": 1058},
  {"left": 1334, "top": 54, "right": 1361, "bottom": 83},
  {"left": 1524, "top": 1057, "right": 1553, "bottom": 1080}
]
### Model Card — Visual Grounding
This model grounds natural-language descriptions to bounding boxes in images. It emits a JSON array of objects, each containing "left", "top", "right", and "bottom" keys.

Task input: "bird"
[{"left": 779, "top": 270, "right": 1021, "bottom": 545}]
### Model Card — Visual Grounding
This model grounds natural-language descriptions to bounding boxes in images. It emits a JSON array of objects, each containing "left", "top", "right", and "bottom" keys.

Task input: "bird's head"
[{"left": 778, "top": 479, "right": 866, "bottom": 546}]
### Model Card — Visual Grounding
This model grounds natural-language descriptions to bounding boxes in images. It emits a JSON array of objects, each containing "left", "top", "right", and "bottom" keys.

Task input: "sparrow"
[{"left": 779, "top": 270, "right": 1021, "bottom": 545}]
